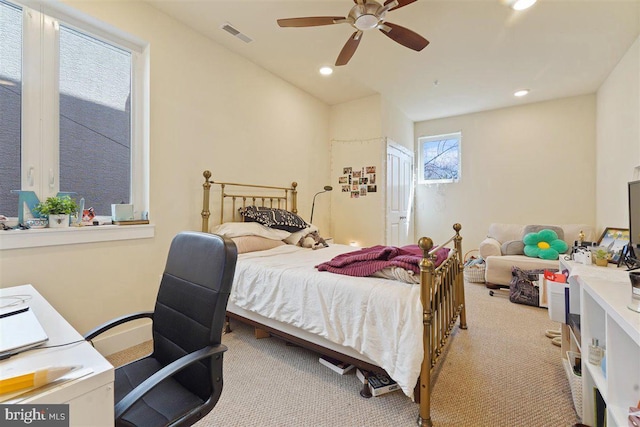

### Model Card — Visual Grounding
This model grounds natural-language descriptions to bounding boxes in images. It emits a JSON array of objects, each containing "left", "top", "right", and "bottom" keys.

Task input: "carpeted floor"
[{"left": 107, "top": 281, "right": 579, "bottom": 426}]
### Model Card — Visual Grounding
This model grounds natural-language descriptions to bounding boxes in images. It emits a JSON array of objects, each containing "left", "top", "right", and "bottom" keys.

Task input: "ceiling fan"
[{"left": 277, "top": 0, "right": 429, "bottom": 66}]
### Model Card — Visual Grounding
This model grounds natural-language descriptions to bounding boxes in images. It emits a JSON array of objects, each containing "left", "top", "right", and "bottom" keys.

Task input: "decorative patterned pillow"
[{"left": 239, "top": 206, "right": 309, "bottom": 232}]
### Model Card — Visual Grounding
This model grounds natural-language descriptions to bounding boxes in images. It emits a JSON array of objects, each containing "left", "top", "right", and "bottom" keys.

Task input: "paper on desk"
[{"left": 0, "top": 367, "right": 92, "bottom": 403}]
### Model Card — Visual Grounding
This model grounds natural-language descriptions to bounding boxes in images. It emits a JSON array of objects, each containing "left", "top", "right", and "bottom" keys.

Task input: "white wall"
[
  {"left": 596, "top": 36, "right": 640, "bottom": 232},
  {"left": 381, "top": 97, "right": 414, "bottom": 152},
  {"left": 330, "top": 138, "right": 387, "bottom": 246},
  {"left": 329, "top": 94, "right": 383, "bottom": 141},
  {"left": 329, "top": 96, "right": 384, "bottom": 245},
  {"left": 329, "top": 94, "right": 414, "bottom": 151},
  {"left": 414, "top": 94, "right": 597, "bottom": 250},
  {"left": 412, "top": 36, "right": 640, "bottom": 254},
  {"left": 0, "top": 0, "right": 330, "bottom": 353},
  {"left": 328, "top": 95, "right": 414, "bottom": 245}
]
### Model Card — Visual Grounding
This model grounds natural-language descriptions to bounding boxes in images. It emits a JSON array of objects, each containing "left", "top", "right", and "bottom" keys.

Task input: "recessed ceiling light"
[
  {"left": 0, "top": 79, "right": 15, "bottom": 86},
  {"left": 319, "top": 66, "right": 333, "bottom": 76},
  {"left": 514, "top": 89, "right": 529, "bottom": 97},
  {"left": 510, "top": 0, "right": 537, "bottom": 11}
]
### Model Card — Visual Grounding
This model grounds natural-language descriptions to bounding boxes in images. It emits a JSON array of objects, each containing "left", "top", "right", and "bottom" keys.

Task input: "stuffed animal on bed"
[{"left": 298, "top": 231, "right": 329, "bottom": 250}]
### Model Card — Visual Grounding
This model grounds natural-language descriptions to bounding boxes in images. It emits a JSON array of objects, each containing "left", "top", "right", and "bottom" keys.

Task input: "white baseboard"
[{"left": 91, "top": 322, "right": 152, "bottom": 356}]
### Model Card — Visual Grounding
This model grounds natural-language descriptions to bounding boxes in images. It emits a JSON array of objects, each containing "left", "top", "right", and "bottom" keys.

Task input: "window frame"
[
  {"left": 1, "top": 0, "right": 151, "bottom": 249},
  {"left": 417, "top": 132, "right": 462, "bottom": 185}
]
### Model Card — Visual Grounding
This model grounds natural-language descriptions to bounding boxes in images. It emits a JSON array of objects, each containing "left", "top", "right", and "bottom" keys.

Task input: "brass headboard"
[{"left": 201, "top": 170, "right": 298, "bottom": 232}]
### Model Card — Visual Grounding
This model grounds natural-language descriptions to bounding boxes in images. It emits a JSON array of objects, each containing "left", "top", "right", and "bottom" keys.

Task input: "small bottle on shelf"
[{"left": 588, "top": 338, "right": 604, "bottom": 365}]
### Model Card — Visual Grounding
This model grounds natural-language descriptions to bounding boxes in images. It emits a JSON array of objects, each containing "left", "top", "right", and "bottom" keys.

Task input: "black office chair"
[{"left": 85, "top": 231, "right": 238, "bottom": 427}]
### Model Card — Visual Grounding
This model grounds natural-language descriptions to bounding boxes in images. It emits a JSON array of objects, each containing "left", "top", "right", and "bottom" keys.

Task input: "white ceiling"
[{"left": 146, "top": 0, "right": 640, "bottom": 122}]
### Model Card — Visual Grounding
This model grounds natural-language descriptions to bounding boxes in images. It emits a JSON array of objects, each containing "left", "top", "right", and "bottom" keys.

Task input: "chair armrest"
[
  {"left": 479, "top": 237, "right": 501, "bottom": 258},
  {"left": 83, "top": 311, "right": 154, "bottom": 341},
  {"left": 115, "top": 344, "right": 228, "bottom": 420}
]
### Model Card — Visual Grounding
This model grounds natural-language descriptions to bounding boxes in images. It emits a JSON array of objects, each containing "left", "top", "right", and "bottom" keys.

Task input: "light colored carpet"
[{"left": 107, "top": 281, "right": 579, "bottom": 426}]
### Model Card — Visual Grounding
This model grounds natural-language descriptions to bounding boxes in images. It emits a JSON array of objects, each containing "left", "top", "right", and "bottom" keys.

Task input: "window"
[
  {"left": 0, "top": 0, "right": 22, "bottom": 217},
  {"left": 0, "top": 0, "right": 147, "bottom": 219},
  {"left": 59, "top": 25, "right": 132, "bottom": 215},
  {"left": 418, "top": 132, "right": 461, "bottom": 184}
]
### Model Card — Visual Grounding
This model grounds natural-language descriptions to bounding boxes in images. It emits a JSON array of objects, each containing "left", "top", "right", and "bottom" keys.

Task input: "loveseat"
[{"left": 479, "top": 223, "right": 596, "bottom": 287}]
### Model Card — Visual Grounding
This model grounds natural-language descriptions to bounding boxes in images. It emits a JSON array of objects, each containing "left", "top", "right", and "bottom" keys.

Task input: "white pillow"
[
  {"left": 231, "top": 236, "right": 285, "bottom": 254},
  {"left": 284, "top": 224, "right": 319, "bottom": 245},
  {"left": 212, "top": 222, "right": 290, "bottom": 240}
]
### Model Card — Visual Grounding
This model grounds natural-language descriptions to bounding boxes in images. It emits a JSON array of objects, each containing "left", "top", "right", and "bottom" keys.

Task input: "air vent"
[{"left": 220, "top": 22, "right": 253, "bottom": 44}]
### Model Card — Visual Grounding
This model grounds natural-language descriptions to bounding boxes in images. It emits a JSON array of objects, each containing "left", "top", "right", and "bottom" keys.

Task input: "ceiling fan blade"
[
  {"left": 335, "top": 31, "right": 363, "bottom": 66},
  {"left": 379, "top": 22, "right": 429, "bottom": 51},
  {"left": 384, "top": 0, "right": 417, "bottom": 12},
  {"left": 277, "top": 17, "right": 346, "bottom": 27}
]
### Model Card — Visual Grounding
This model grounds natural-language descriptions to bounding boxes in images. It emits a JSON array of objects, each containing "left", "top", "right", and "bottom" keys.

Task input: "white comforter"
[{"left": 230, "top": 244, "right": 424, "bottom": 397}]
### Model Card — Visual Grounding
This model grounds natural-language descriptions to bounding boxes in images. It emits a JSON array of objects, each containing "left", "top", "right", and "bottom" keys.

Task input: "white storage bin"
[
  {"left": 547, "top": 278, "right": 569, "bottom": 323},
  {"left": 564, "top": 351, "right": 583, "bottom": 420}
]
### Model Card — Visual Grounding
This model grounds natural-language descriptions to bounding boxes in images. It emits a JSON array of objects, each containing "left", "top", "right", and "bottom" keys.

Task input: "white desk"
[{"left": 0, "top": 284, "right": 114, "bottom": 426}]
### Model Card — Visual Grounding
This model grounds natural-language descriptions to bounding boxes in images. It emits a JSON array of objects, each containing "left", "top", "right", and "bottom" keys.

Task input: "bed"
[{"left": 200, "top": 170, "right": 467, "bottom": 426}]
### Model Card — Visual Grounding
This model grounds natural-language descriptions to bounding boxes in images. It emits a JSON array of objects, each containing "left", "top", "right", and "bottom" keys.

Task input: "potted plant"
[
  {"left": 34, "top": 195, "right": 78, "bottom": 228},
  {"left": 593, "top": 248, "right": 609, "bottom": 267}
]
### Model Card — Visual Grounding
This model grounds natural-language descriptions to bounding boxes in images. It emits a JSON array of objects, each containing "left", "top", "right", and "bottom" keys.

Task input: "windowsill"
[
  {"left": 0, "top": 224, "right": 155, "bottom": 250},
  {"left": 419, "top": 179, "right": 458, "bottom": 185}
]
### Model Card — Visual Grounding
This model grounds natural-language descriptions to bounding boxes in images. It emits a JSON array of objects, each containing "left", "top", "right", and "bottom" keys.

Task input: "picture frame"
[
  {"left": 612, "top": 248, "right": 623, "bottom": 265},
  {"left": 615, "top": 242, "right": 631, "bottom": 267},
  {"left": 596, "top": 227, "right": 630, "bottom": 263}
]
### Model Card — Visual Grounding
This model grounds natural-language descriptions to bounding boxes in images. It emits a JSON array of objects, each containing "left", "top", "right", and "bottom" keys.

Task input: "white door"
[{"left": 386, "top": 143, "right": 414, "bottom": 246}]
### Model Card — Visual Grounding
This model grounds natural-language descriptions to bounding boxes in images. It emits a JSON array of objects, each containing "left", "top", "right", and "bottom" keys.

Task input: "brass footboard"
[{"left": 417, "top": 224, "right": 467, "bottom": 427}]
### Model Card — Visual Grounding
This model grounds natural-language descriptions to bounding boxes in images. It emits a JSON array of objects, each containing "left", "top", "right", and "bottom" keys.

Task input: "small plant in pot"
[
  {"left": 33, "top": 195, "right": 78, "bottom": 228},
  {"left": 593, "top": 248, "right": 609, "bottom": 267}
]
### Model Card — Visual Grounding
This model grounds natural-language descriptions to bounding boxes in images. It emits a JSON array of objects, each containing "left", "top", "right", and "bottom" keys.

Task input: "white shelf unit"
[
  {"left": 579, "top": 272, "right": 640, "bottom": 427},
  {"left": 558, "top": 258, "right": 596, "bottom": 420}
]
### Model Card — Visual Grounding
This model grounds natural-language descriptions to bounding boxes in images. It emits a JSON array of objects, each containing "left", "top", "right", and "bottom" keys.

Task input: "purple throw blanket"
[{"left": 316, "top": 245, "right": 450, "bottom": 278}]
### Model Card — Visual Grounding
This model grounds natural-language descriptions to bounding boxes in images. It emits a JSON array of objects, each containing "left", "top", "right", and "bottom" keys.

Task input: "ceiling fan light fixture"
[
  {"left": 354, "top": 14, "right": 380, "bottom": 30},
  {"left": 319, "top": 66, "right": 333, "bottom": 76},
  {"left": 277, "top": 0, "right": 426, "bottom": 66},
  {"left": 510, "top": 0, "right": 537, "bottom": 11},
  {"left": 514, "top": 89, "right": 530, "bottom": 97}
]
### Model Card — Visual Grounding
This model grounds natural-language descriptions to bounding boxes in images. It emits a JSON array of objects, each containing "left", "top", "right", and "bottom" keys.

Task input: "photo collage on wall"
[{"left": 339, "top": 166, "right": 377, "bottom": 199}]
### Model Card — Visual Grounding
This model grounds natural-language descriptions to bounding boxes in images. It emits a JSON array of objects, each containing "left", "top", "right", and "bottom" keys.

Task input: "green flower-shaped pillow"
[{"left": 523, "top": 229, "right": 568, "bottom": 260}]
